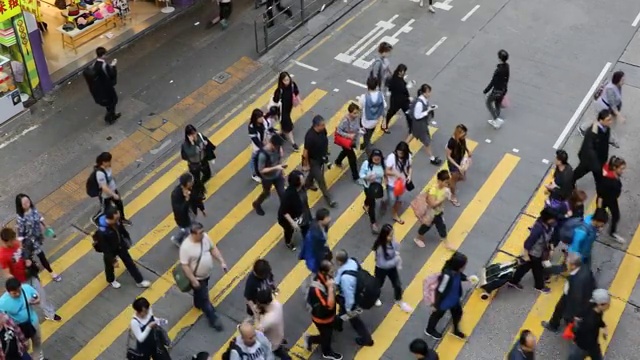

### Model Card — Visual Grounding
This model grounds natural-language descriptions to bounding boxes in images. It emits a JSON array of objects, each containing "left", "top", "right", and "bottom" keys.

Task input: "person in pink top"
[{"left": 255, "top": 291, "right": 289, "bottom": 359}]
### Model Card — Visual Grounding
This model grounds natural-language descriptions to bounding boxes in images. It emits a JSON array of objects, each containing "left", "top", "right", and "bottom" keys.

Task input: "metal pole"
[
  {"left": 300, "top": 0, "right": 305, "bottom": 22},
  {"left": 254, "top": 19, "right": 260, "bottom": 53},
  {"left": 263, "top": 19, "right": 269, "bottom": 53}
]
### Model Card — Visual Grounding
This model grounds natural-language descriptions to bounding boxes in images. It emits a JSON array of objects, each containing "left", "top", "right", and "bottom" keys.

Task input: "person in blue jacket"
[
  {"left": 299, "top": 208, "right": 332, "bottom": 274},
  {"left": 569, "top": 208, "right": 609, "bottom": 269}
]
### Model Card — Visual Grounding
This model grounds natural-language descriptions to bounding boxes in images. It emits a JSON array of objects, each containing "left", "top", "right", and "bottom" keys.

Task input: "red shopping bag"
[
  {"left": 393, "top": 178, "right": 406, "bottom": 197},
  {"left": 333, "top": 132, "right": 353, "bottom": 148},
  {"left": 562, "top": 322, "right": 575, "bottom": 341}
]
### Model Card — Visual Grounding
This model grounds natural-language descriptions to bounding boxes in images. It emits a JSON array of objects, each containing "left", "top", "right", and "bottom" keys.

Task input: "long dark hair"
[
  {"left": 367, "top": 149, "right": 383, "bottom": 170},
  {"left": 184, "top": 124, "right": 197, "bottom": 142},
  {"left": 278, "top": 71, "right": 292, "bottom": 89},
  {"left": 250, "top": 108, "right": 264, "bottom": 127},
  {"left": 394, "top": 141, "right": 411, "bottom": 174},
  {"left": 372, "top": 224, "right": 394, "bottom": 259},
  {"left": 393, "top": 64, "right": 407, "bottom": 78},
  {"left": 442, "top": 252, "right": 467, "bottom": 273},
  {"left": 15, "top": 193, "right": 34, "bottom": 218}
]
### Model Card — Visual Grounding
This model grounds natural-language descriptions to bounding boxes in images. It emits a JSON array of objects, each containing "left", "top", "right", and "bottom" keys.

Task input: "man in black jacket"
[
  {"left": 171, "top": 172, "right": 195, "bottom": 247},
  {"left": 96, "top": 207, "right": 150, "bottom": 289},
  {"left": 541, "top": 253, "right": 595, "bottom": 333},
  {"left": 85, "top": 46, "right": 120, "bottom": 124},
  {"left": 483, "top": 49, "right": 510, "bottom": 129},
  {"left": 572, "top": 109, "right": 613, "bottom": 186}
]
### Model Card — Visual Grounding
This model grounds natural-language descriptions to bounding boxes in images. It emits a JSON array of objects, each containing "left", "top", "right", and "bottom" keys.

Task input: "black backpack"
[
  {"left": 221, "top": 339, "right": 244, "bottom": 360},
  {"left": 343, "top": 258, "right": 381, "bottom": 310},
  {"left": 91, "top": 231, "right": 104, "bottom": 253},
  {"left": 86, "top": 168, "right": 106, "bottom": 198},
  {"left": 253, "top": 148, "right": 271, "bottom": 179}
]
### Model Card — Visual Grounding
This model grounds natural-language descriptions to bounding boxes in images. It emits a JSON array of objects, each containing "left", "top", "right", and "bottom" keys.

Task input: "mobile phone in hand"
[{"left": 281, "top": 164, "right": 288, "bottom": 169}]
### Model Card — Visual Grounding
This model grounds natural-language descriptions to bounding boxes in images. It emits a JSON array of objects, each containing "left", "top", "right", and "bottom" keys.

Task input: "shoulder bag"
[
  {"left": 17, "top": 290, "right": 37, "bottom": 339},
  {"left": 198, "top": 133, "right": 217, "bottom": 161},
  {"left": 126, "top": 319, "right": 145, "bottom": 360},
  {"left": 172, "top": 241, "right": 204, "bottom": 292}
]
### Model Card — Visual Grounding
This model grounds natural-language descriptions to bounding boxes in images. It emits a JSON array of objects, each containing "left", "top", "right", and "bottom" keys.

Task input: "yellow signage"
[
  {"left": 0, "top": 0, "right": 22, "bottom": 22},
  {"left": 19, "top": 0, "right": 38, "bottom": 18}
]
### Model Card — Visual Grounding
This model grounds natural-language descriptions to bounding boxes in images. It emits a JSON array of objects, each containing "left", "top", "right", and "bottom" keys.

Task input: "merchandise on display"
[{"left": 0, "top": 55, "right": 25, "bottom": 124}]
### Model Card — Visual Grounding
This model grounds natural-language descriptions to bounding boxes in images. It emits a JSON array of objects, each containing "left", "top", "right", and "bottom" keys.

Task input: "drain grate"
[{"left": 213, "top": 72, "right": 231, "bottom": 84}]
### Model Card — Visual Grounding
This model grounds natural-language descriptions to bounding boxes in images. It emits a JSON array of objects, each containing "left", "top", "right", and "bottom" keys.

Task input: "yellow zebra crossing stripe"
[
  {"left": 39, "top": 85, "right": 278, "bottom": 289},
  {"left": 355, "top": 153, "right": 520, "bottom": 360},
  {"left": 211, "top": 120, "right": 424, "bottom": 359},
  {"left": 44, "top": 89, "right": 325, "bottom": 347},
  {"left": 289, "top": 140, "right": 479, "bottom": 359}
]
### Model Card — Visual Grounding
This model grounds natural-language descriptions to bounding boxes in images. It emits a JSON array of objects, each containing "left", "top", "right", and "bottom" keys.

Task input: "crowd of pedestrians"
[{"left": 0, "top": 32, "right": 631, "bottom": 360}]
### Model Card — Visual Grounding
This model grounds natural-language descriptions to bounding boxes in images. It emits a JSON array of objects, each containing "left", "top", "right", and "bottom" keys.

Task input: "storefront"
[
  {"left": 19, "top": 0, "right": 187, "bottom": 86},
  {"left": 0, "top": 1, "right": 42, "bottom": 124}
]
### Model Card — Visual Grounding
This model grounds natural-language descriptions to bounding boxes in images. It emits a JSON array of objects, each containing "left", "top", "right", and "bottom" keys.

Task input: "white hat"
[{"left": 591, "top": 289, "right": 610, "bottom": 304}]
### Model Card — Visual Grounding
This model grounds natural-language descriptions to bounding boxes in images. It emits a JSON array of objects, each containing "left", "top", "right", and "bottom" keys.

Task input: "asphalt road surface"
[{"left": 8, "top": 0, "right": 640, "bottom": 359}]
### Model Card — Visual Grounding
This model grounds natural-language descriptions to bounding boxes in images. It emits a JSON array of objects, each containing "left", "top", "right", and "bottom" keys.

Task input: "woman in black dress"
[
  {"left": 384, "top": 64, "right": 411, "bottom": 134},
  {"left": 277, "top": 170, "right": 310, "bottom": 251},
  {"left": 272, "top": 71, "right": 301, "bottom": 151}
]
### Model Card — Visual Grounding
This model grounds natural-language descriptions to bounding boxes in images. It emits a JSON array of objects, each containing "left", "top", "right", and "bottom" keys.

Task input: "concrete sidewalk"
[{"left": 0, "top": 0, "right": 357, "bottom": 231}]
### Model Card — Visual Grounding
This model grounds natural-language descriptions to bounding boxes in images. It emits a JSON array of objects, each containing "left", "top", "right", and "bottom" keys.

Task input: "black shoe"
[
  {"left": 253, "top": 202, "right": 265, "bottom": 216},
  {"left": 452, "top": 330, "right": 466, "bottom": 339},
  {"left": 211, "top": 319, "right": 223, "bottom": 331},
  {"left": 292, "top": 143, "right": 300, "bottom": 152},
  {"left": 430, "top": 157, "right": 443, "bottom": 166},
  {"left": 424, "top": 328, "right": 442, "bottom": 340},
  {"left": 541, "top": 321, "right": 559, "bottom": 333},
  {"left": 114, "top": 112, "right": 122, "bottom": 120},
  {"left": 355, "top": 337, "right": 374, "bottom": 346},
  {"left": 327, "top": 200, "right": 337, "bottom": 208},
  {"left": 285, "top": 8, "right": 293, "bottom": 17},
  {"left": 285, "top": 243, "right": 297, "bottom": 251}
]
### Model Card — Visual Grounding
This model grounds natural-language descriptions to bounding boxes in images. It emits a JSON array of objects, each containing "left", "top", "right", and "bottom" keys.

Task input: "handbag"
[
  {"left": 393, "top": 178, "right": 406, "bottom": 197},
  {"left": 292, "top": 94, "right": 301, "bottom": 107},
  {"left": 410, "top": 193, "right": 434, "bottom": 225},
  {"left": 500, "top": 94, "right": 510, "bottom": 108},
  {"left": 367, "top": 182, "right": 384, "bottom": 199},
  {"left": 333, "top": 132, "right": 353, "bottom": 149},
  {"left": 198, "top": 133, "right": 217, "bottom": 161},
  {"left": 405, "top": 180, "right": 415, "bottom": 192},
  {"left": 126, "top": 325, "right": 145, "bottom": 360},
  {"left": 67, "top": 4, "right": 80, "bottom": 15},
  {"left": 172, "top": 241, "right": 203, "bottom": 292},
  {"left": 17, "top": 290, "right": 37, "bottom": 339}
]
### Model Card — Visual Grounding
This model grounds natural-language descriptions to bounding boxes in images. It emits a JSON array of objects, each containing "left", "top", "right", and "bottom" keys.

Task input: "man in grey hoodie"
[{"left": 229, "top": 320, "right": 274, "bottom": 360}]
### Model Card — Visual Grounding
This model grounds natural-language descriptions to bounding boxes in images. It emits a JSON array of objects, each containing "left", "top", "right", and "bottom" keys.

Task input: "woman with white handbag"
[{"left": 445, "top": 124, "right": 472, "bottom": 207}]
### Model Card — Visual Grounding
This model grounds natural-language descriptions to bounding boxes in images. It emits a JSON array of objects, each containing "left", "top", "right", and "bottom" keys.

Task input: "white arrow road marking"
[
  {"left": 335, "top": 15, "right": 398, "bottom": 65},
  {"left": 353, "top": 19, "right": 415, "bottom": 69},
  {"left": 434, "top": 0, "right": 454, "bottom": 11}
]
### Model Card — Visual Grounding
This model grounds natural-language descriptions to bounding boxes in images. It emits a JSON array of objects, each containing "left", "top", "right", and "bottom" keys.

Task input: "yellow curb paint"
[{"left": 355, "top": 153, "right": 520, "bottom": 360}]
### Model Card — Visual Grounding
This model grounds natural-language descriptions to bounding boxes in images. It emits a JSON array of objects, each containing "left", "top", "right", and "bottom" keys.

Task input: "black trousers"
[
  {"left": 485, "top": 92, "right": 504, "bottom": 120},
  {"left": 309, "top": 321, "right": 334, "bottom": 356},
  {"left": 374, "top": 266, "right": 403, "bottom": 301},
  {"left": 189, "top": 161, "right": 212, "bottom": 197},
  {"left": 548, "top": 294, "right": 568, "bottom": 329},
  {"left": 600, "top": 198, "right": 620, "bottom": 235},
  {"left": 385, "top": 102, "right": 410, "bottom": 129},
  {"left": 510, "top": 255, "right": 545, "bottom": 290},
  {"left": 220, "top": 2, "right": 232, "bottom": 20},
  {"left": 572, "top": 160, "right": 601, "bottom": 186},
  {"left": 427, "top": 302, "right": 463, "bottom": 333},
  {"left": 278, "top": 218, "right": 309, "bottom": 246},
  {"left": 37, "top": 252, "right": 54, "bottom": 273},
  {"left": 265, "top": 0, "right": 291, "bottom": 24},
  {"left": 335, "top": 147, "right": 358, "bottom": 181},
  {"left": 363, "top": 189, "right": 377, "bottom": 224},
  {"left": 103, "top": 248, "right": 143, "bottom": 283},
  {"left": 256, "top": 176, "right": 286, "bottom": 205},
  {"left": 418, "top": 213, "right": 448, "bottom": 239},
  {"left": 94, "top": 193, "right": 126, "bottom": 222},
  {"left": 335, "top": 296, "right": 372, "bottom": 343}
]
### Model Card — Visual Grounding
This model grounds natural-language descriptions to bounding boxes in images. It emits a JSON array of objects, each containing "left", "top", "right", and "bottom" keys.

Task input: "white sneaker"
[
  {"left": 419, "top": 0, "right": 423, "bottom": 6},
  {"left": 428, "top": 5, "right": 435, "bottom": 12},
  {"left": 611, "top": 233, "right": 626, "bottom": 244},
  {"left": 488, "top": 119, "right": 498, "bottom": 128},
  {"left": 396, "top": 301, "right": 413, "bottom": 313},
  {"left": 374, "top": 299, "right": 382, "bottom": 307},
  {"left": 496, "top": 118, "right": 505, "bottom": 127},
  {"left": 137, "top": 280, "right": 151, "bottom": 288},
  {"left": 251, "top": 175, "right": 262, "bottom": 183},
  {"left": 110, "top": 281, "right": 121, "bottom": 289},
  {"left": 170, "top": 236, "right": 181, "bottom": 247}
]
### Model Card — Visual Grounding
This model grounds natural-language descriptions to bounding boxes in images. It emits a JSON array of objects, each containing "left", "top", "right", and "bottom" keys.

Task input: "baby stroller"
[{"left": 479, "top": 259, "right": 519, "bottom": 300}]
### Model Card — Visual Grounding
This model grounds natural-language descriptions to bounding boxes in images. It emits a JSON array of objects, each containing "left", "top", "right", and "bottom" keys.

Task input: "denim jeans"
[{"left": 193, "top": 277, "right": 219, "bottom": 327}]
